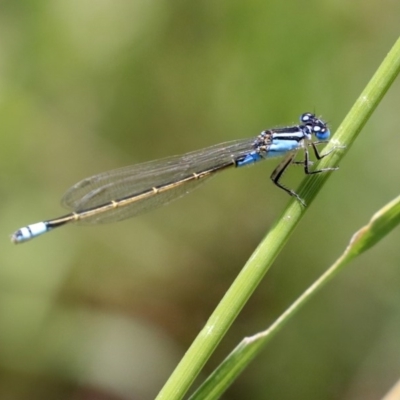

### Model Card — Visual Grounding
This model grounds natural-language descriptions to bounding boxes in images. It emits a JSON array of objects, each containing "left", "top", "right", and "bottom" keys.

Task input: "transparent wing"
[{"left": 61, "top": 138, "right": 257, "bottom": 225}]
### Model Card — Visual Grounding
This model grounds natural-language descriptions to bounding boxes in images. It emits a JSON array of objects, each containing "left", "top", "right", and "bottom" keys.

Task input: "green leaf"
[
  {"left": 341, "top": 195, "right": 400, "bottom": 261},
  {"left": 189, "top": 194, "right": 400, "bottom": 400}
]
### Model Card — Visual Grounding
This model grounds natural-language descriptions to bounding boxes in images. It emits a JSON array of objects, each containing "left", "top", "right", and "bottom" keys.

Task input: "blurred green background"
[{"left": 1, "top": 1, "right": 400, "bottom": 399}]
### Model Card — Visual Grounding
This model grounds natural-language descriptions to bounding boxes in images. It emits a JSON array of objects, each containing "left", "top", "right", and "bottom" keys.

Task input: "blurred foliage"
[{"left": 1, "top": 1, "right": 400, "bottom": 399}]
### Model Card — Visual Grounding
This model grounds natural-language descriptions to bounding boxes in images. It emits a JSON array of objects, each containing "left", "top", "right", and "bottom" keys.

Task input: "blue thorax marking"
[
  {"left": 236, "top": 126, "right": 309, "bottom": 167},
  {"left": 235, "top": 117, "right": 330, "bottom": 168}
]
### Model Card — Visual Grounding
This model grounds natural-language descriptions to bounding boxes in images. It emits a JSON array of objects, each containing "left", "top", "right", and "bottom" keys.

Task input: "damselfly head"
[
  {"left": 312, "top": 122, "right": 330, "bottom": 140},
  {"left": 300, "top": 112, "right": 330, "bottom": 141}
]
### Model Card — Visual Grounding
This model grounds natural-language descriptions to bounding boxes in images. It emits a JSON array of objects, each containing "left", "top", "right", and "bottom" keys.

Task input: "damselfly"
[{"left": 11, "top": 112, "right": 339, "bottom": 244}]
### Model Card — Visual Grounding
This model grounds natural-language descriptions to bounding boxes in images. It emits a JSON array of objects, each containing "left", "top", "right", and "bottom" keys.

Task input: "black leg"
[
  {"left": 270, "top": 143, "right": 341, "bottom": 206},
  {"left": 304, "top": 144, "right": 338, "bottom": 175},
  {"left": 270, "top": 152, "right": 306, "bottom": 206},
  {"left": 310, "top": 141, "right": 341, "bottom": 160}
]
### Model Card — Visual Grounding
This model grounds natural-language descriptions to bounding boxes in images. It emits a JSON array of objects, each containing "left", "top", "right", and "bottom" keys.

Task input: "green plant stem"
[
  {"left": 189, "top": 195, "right": 400, "bottom": 400},
  {"left": 155, "top": 36, "right": 400, "bottom": 400}
]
